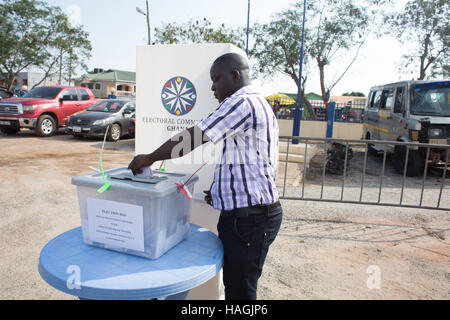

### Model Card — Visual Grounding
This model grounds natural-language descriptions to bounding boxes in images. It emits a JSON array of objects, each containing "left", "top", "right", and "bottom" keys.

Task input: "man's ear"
[{"left": 231, "top": 70, "right": 241, "bottom": 83}]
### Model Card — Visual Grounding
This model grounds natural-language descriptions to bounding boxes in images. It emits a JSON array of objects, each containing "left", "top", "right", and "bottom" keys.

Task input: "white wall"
[
  {"left": 135, "top": 43, "right": 247, "bottom": 200},
  {"left": 278, "top": 119, "right": 363, "bottom": 139}
]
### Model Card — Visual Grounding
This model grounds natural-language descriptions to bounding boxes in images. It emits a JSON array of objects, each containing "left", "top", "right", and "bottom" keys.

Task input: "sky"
[{"left": 44, "top": 0, "right": 411, "bottom": 97}]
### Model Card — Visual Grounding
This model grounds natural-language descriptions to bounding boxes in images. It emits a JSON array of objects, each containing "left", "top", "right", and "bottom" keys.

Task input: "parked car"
[
  {"left": 0, "top": 86, "right": 97, "bottom": 136},
  {"left": 363, "top": 79, "right": 450, "bottom": 176},
  {"left": 128, "top": 113, "right": 135, "bottom": 138},
  {"left": 66, "top": 99, "right": 135, "bottom": 141}
]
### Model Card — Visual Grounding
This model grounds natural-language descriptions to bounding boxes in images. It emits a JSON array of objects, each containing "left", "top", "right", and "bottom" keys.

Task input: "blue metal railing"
[{"left": 276, "top": 101, "right": 366, "bottom": 123}]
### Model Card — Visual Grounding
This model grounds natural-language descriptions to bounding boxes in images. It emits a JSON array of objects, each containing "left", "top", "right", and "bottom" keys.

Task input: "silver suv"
[{"left": 363, "top": 80, "right": 449, "bottom": 176}]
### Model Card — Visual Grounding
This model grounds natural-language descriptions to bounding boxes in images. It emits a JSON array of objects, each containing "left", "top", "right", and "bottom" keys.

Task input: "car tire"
[
  {"left": 36, "top": 115, "right": 56, "bottom": 137},
  {"left": 0, "top": 127, "right": 20, "bottom": 135},
  {"left": 108, "top": 123, "right": 121, "bottom": 142},
  {"left": 393, "top": 147, "right": 425, "bottom": 177}
]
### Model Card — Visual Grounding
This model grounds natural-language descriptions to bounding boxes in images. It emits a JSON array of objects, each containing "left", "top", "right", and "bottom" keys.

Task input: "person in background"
[
  {"left": 128, "top": 53, "right": 283, "bottom": 300},
  {"left": 273, "top": 100, "right": 280, "bottom": 118},
  {"left": 19, "top": 85, "right": 28, "bottom": 97},
  {"left": 108, "top": 88, "right": 117, "bottom": 99}
]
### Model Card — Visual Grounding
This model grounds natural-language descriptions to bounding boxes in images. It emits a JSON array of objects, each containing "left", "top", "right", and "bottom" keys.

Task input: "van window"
[
  {"left": 380, "top": 88, "right": 395, "bottom": 110},
  {"left": 411, "top": 82, "right": 450, "bottom": 116},
  {"left": 394, "top": 87, "right": 405, "bottom": 114},
  {"left": 369, "top": 91, "right": 382, "bottom": 109}
]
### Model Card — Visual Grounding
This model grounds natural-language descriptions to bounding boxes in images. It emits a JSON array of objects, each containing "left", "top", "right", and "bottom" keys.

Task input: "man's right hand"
[
  {"left": 204, "top": 190, "right": 213, "bottom": 207},
  {"left": 128, "top": 154, "right": 154, "bottom": 175}
]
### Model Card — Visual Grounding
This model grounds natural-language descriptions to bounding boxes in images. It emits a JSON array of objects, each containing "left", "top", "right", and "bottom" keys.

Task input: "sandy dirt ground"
[{"left": 0, "top": 129, "right": 449, "bottom": 300}]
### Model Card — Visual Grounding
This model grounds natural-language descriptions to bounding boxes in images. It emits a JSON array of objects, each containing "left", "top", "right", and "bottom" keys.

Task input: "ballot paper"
[{"left": 135, "top": 166, "right": 153, "bottom": 180}]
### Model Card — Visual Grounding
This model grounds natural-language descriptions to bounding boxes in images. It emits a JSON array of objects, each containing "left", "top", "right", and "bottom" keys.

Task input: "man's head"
[{"left": 210, "top": 53, "right": 251, "bottom": 103}]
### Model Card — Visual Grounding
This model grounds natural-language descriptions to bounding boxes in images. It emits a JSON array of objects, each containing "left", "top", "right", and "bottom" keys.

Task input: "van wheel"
[
  {"left": 36, "top": 115, "right": 56, "bottom": 137},
  {"left": 107, "top": 123, "right": 121, "bottom": 142},
  {"left": 393, "top": 147, "right": 425, "bottom": 176},
  {"left": 365, "top": 134, "right": 378, "bottom": 156}
]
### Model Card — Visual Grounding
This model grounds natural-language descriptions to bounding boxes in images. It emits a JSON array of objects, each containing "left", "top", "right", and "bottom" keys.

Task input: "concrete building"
[
  {"left": 0, "top": 72, "right": 59, "bottom": 92},
  {"left": 76, "top": 68, "right": 136, "bottom": 99}
]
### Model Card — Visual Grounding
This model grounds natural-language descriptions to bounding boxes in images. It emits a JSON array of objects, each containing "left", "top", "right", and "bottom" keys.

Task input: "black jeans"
[{"left": 217, "top": 202, "right": 283, "bottom": 300}]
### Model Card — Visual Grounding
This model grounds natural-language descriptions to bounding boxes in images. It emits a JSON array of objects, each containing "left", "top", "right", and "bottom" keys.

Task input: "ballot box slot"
[{"left": 109, "top": 173, "right": 168, "bottom": 184}]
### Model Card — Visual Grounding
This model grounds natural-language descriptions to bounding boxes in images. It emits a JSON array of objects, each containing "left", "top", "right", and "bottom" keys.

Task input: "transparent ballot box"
[{"left": 71, "top": 167, "right": 198, "bottom": 259}]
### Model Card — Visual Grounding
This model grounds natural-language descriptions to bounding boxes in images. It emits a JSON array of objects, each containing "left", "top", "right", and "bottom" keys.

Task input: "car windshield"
[
  {"left": 87, "top": 101, "right": 125, "bottom": 113},
  {"left": 410, "top": 82, "right": 450, "bottom": 117},
  {"left": 23, "top": 87, "right": 61, "bottom": 99}
]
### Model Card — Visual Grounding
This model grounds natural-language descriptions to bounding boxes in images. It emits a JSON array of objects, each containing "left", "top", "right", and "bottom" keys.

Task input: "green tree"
[
  {"left": 306, "top": 0, "right": 375, "bottom": 101},
  {"left": 251, "top": 7, "right": 316, "bottom": 118},
  {"left": 55, "top": 20, "right": 91, "bottom": 87},
  {"left": 0, "top": 0, "right": 91, "bottom": 90},
  {"left": 251, "top": 0, "right": 386, "bottom": 104},
  {"left": 154, "top": 18, "right": 245, "bottom": 49},
  {"left": 251, "top": 9, "right": 307, "bottom": 88},
  {"left": 387, "top": 0, "right": 449, "bottom": 80}
]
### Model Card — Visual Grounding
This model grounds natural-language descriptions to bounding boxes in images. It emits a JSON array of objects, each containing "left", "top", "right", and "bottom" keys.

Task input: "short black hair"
[{"left": 213, "top": 53, "right": 249, "bottom": 72}]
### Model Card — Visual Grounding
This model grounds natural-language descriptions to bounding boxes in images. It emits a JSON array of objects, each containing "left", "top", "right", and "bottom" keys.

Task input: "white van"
[{"left": 363, "top": 80, "right": 449, "bottom": 176}]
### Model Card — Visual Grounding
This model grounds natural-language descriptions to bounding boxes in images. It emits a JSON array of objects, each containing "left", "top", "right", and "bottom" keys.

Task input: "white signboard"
[
  {"left": 87, "top": 198, "right": 144, "bottom": 252},
  {"left": 136, "top": 43, "right": 248, "bottom": 200}
]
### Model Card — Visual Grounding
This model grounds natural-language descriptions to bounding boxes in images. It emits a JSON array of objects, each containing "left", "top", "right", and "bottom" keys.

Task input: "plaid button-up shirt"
[{"left": 198, "top": 85, "right": 279, "bottom": 211}]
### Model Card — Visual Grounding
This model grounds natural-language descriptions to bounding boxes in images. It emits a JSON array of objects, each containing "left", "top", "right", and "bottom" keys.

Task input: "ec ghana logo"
[{"left": 161, "top": 76, "right": 197, "bottom": 116}]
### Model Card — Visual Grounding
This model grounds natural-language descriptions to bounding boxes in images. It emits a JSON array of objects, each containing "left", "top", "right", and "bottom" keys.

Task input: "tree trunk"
[
  {"left": 418, "top": 34, "right": 430, "bottom": 80},
  {"left": 301, "top": 90, "right": 317, "bottom": 121},
  {"left": 419, "top": 56, "right": 426, "bottom": 80},
  {"left": 6, "top": 73, "right": 17, "bottom": 92},
  {"left": 290, "top": 72, "right": 317, "bottom": 120},
  {"left": 58, "top": 47, "right": 63, "bottom": 85},
  {"left": 317, "top": 59, "right": 327, "bottom": 103},
  {"left": 32, "top": 56, "right": 60, "bottom": 89},
  {"left": 68, "top": 53, "right": 73, "bottom": 86}
]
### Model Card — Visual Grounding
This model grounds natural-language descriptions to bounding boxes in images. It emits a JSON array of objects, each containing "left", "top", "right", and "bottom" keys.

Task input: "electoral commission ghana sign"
[{"left": 161, "top": 76, "right": 197, "bottom": 116}]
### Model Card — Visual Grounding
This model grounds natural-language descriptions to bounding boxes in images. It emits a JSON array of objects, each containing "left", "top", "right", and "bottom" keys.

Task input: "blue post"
[
  {"left": 292, "top": 0, "right": 307, "bottom": 145},
  {"left": 326, "top": 102, "right": 336, "bottom": 138}
]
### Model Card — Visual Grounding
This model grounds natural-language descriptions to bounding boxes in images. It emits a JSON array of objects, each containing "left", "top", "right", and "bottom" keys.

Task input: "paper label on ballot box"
[{"left": 87, "top": 198, "right": 145, "bottom": 252}]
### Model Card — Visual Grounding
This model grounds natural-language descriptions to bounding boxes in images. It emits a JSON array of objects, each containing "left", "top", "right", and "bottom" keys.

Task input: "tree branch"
[{"left": 328, "top": 32, "right": 369, "bottom": 91}]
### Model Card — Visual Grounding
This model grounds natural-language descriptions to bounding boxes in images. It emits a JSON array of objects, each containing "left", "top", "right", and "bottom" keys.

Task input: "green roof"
[
  {"left": 279, "top": 92, "right": 323, "bottom": 101},
  {"left": 305, "top": 92, "right": 323, "bottom": 100},
  {"left": 84, "top": 69, "right": 135, "bottom": 82}
]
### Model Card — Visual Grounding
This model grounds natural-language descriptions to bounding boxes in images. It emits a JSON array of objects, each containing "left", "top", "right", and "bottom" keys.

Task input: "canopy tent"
[{"left": 265, "top": 93, "right": 296, "bottom": 106}]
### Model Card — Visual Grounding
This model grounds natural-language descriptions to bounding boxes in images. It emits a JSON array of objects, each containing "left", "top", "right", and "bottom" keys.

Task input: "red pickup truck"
[{"left": 0, "top": 86, "right": 97, "bottom": 137}]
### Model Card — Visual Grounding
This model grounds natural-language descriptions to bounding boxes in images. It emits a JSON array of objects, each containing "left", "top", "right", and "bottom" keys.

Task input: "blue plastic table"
[{"left": 38, "top": 224, "right": 223, "bottom": 300}]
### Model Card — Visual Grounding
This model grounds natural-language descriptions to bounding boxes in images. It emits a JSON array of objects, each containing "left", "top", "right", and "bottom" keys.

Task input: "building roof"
[
  {"left": 83, "top": 69, "right": 136, "bottom": 82},
  {"left": 305, "top": 92, "right": 323, "bottom": 100},
  {"left": 280, "top": 92, "right": 323, "bottom": 101}
]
